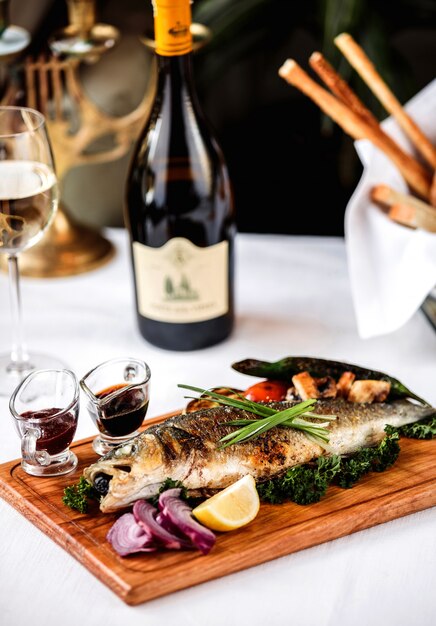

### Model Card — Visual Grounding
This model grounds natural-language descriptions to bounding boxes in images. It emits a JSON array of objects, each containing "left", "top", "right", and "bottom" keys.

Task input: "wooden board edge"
[
  {"left": 0, "top": 414, "right": 181, "bottom": 605},
  {"left": 4, "top": 461, "right": 434, "bottom": 606},
  {"left": 0, "top": 472, "right": 133, "bottom": 601},
  {"left": 0, "top": 415, "right": 435, "bottom": 606},
  {"left": 124, "top": 478, "right": 436, "bottom": 605}
]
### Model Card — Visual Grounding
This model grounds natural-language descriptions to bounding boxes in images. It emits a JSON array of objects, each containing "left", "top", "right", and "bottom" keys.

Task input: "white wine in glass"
[{"left": 0, "top": 106, "right": 64, "bottom": 395}]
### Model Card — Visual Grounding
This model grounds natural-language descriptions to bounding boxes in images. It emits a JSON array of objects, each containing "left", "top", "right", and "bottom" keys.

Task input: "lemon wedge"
[{"left": 192, "top": 474, "right": 260, "bottom": 532}]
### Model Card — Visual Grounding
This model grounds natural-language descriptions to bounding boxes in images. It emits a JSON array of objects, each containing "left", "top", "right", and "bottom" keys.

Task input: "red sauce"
[
  {"left": 20, "top": 408, "right": 77, "bottom": 455},
  {"left": 94, "top": 384, "right": 148, "bottom": 437}
]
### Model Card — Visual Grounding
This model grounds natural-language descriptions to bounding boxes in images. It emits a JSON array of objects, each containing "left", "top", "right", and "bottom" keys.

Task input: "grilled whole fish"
[{"left": 84, "top": 399, "right": 434, "bottom": 512}]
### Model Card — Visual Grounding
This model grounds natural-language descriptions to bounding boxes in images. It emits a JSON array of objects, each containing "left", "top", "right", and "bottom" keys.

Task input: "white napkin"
[{"left": 345, "top": 78, "right": 436, "bottom": 338}]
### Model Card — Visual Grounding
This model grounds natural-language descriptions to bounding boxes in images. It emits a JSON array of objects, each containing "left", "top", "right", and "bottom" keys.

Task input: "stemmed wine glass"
[{"left": 0, "top": 106, "right": 64, "bottom": 395}]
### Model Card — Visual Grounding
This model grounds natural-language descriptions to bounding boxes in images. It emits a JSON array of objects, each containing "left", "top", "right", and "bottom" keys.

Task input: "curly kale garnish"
[
  {"left": 257, "top": 455, "right": 342, "bottom": 505},
  {"left": 257, "top": 428, "right": 400, "bottom": 504},
  {"left": 62, "top": 476, "right": 98, "bottom": 513},
  {"left": 372, "top": 429, "right": 401, "bottom": 471},
  {"left": 337, "top": 429, "right": 400, "bottom": 488},
  {"left": 387, "top": 414, "right": 436, "bottom": 440},
  {"left": 335, "top": 450, "right": 374, "bottom": 489}
]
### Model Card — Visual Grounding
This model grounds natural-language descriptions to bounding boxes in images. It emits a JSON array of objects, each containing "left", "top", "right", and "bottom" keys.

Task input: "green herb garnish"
[
  {"left": 258, "top": 455, "right": 342, "bottom": 504},
  {"left": 62, "top": 476, "right": 97, "bottom": 513},
  {"left": 336, "top": 430, "right": 400, "bottom": 488},
  {"left": 178, "top": 384, "right": 335, "bottom": 448},
  {"left": 257, "top": 427, "right": 400, "bottom": 504},
  {"left": 387, "top": 414, "right": 436, "bottom": 440}
]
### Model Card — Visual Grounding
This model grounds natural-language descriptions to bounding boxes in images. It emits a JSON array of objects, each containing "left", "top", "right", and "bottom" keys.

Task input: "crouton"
[{"left": 347, "top": 380, "right": 391, "bottom": 403}]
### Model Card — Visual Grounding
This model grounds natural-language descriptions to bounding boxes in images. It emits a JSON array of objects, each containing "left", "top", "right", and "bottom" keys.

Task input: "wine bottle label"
[
  {"left": 133, "top": 238, "right": 229, "bottom": 323},
  {"left": 152, "top": 0, "right": 192, "bottom": 56}
]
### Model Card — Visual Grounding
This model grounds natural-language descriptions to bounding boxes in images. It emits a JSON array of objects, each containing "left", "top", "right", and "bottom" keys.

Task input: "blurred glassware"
[
  {"left": 0, "top": 105, "right": 65, "bottom": 396},
  {"left": 0, "top": 0, "right": 30, "bottom": 62},
  {"left": 12, "top": 0, "right": 121, "bottom": 276},
  {"left": 10, "top": 368, "right": 79, "bottom": 476},
  {"left": 49, "top": 0, "right": 120, "bottom": 64},
  {"left": 80, "top": 357, "right": 151, "bottom": 456},
  {"left": 0, "top": 0, "right": 30, "bottom": 105},
  {"left": 0, "top": 49, "right": 155, "bottom": 277}
]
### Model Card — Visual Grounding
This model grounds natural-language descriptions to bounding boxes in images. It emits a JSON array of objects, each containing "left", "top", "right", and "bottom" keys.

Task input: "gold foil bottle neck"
[{"left": 152, "top": 0, "right": 193, "bottom": 56}]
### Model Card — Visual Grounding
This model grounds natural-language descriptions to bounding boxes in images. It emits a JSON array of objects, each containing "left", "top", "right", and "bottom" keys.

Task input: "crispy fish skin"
[{"left": 84, "top": 399, "right": 435, "bottom": 512}]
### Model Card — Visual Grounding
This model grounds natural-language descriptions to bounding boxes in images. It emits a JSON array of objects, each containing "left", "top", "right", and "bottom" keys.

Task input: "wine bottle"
[{"left": 124, "top": 0, "right": 235, "bottom": 351}]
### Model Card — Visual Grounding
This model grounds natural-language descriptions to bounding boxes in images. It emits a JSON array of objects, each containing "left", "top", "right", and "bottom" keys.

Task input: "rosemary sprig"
[
  {"left": 178, "top": 384, "right": 336, "bottom": 448},
  {"left": 218, "top": 401, "right": 318, "bottom": 446}
]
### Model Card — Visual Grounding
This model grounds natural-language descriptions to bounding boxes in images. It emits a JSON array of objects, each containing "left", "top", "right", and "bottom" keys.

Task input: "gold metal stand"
[
  {"left": 49, "top": 0, "right": 119, "bottom": 63},
  {"left": 0, "top": 2, "right": 209, "bottom": 279},
  {"left": 13, "top": 203, "right": 115, "bottom": 278},
  {"left": 11, "top": 2, "right": 121, "bottom": 277},
  {"left": 4, "top": 22, "right": 155, "bottom": 278}
]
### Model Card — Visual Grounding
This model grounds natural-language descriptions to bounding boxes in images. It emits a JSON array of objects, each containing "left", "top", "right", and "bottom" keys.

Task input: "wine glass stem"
[{"left": 7, "top": 254, "right": 29, "bottom": 369}]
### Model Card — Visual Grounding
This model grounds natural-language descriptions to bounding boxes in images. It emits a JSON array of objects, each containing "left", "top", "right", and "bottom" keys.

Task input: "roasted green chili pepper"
[{"left": 231, "top": 356, "right": 429, "bottom": 406}]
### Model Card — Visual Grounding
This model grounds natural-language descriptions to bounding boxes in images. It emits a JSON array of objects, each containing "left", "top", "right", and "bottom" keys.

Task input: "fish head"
[{"left": 83, "top": 433, "right": 167, "bottom": 512}]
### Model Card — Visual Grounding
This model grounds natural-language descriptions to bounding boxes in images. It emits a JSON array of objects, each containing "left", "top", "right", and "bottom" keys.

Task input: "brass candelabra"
[
  {"left": 0, "top": 0, "right": 210, "bottom": 278},
  {"left": 0, "top": 0, "right": 152, "bottom": 277},
  {"left": 14, "top": 52, "right": 155, "bottom": 277},
  {"left": 49, "top": 0, "right": 120, "bottom": 63}
]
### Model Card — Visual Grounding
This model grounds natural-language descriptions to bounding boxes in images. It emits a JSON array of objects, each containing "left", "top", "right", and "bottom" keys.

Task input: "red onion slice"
[
  {"left": 158, "top": 488, "right": 216, "bottom": 555},
  {"left": 133, "top": 500, "right": 191, "bottom": 550},
  {"left": 155, "top": 511, "right": 187, "bottom": 539},
  {"left": 106, "top": 512, "right": 156, "bottom": 556}
]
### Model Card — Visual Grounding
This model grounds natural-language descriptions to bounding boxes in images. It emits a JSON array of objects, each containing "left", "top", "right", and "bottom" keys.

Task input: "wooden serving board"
[{"left": 0, "top": 410, "right": 435, "bottom": 606}]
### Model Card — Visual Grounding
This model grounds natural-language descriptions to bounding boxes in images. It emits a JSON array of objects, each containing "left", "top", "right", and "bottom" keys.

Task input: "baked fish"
[{"left": 84, "top": 399, "right": 434, "bottom": 512}]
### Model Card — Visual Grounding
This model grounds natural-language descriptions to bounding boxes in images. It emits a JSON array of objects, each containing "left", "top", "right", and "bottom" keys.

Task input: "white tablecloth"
[{"left": 0, "top": 229, "right": 435, "bottom": 626}]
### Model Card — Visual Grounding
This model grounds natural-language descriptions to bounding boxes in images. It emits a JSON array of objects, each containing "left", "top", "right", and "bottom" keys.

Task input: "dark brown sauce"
[
  {"left": 20, "top": 408, "right": 77, "bottom": 455},
  {"left": 95, "top": 383, "right": 148, "bottom": 437}
]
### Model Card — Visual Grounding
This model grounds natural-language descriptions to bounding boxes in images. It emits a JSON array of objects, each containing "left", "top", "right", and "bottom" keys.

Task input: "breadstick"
[
  {"left": 371, "top": 184, "right": 436, "bottom": 232},
  {"left": 335, "top": 33, "right": 436, "bottom": 170},
  {"left": 309, "top": 51, "right": 378, "bottom": 128},
  {"left": 371, "top": 184, "right": 434, "bottom": 211},
  {"left": 430, "top": 173, "right": 436, "bottom": 208},
  {"left": 388, "top": 204, "right": 416, "bottom": 229},
  {"left": 278, "top": 60, "right": 431, "bottom": 199}
]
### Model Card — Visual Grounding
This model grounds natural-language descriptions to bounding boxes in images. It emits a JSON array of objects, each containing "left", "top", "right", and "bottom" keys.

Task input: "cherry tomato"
[{"left": 244, "top": 380, "right": 289, "bottom": 402}]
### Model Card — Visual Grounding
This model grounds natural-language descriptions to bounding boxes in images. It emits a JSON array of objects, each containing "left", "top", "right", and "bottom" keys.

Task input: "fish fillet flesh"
[{"left": 83, "top": 399, "right": 434, "bottom": 512}]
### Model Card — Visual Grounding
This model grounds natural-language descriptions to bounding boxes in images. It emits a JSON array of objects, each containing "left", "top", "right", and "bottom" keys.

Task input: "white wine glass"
[{"left": 0, "top": 106, "right": 64, "bottom": 395}]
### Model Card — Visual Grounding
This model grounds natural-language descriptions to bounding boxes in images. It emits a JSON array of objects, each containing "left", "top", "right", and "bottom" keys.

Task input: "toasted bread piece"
[
  {"left": 292, "top": 372, "right": 320, "bottom": 400},
  {"left": 336, "top": 371, "right": 356, "bottom": 398},
  {"left": 347, "top": 380, "right": 391, "bottom": 403}
]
